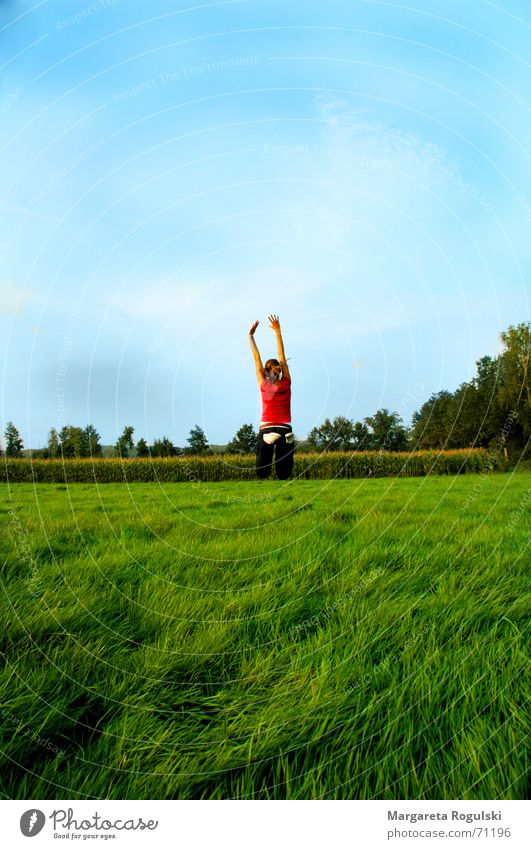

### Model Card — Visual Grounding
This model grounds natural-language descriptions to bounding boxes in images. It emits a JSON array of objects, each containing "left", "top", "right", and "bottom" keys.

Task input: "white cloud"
[
  {"left": 94, "top": 96, "right": 510, "bottom": 365},
  {"left": 0, "top": 283, "right": 30, "bottom": 315},
  {"left": 105, "top": 270, "right": 322, "bottom": 326},
  {"left": 0, "top": 202, "right": 54, "bottom": 222}
]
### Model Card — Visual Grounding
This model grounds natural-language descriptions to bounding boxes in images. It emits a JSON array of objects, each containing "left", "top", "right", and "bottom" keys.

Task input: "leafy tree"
[
  {"left": 498, "top": 321, "right": 530, "bottom": 406},
  {"left": 497, "top": 322, "right": 530, "bottom": 449},
  {"left": 28, "top": 448, "right": 49, "bottom": 459},
  {"left": 47, "top": 427, "right": 60, "bottom": 458},
  {"left": 186, "top": 424, "right": 209, "bottom": 455},
  {"left": 364, "top": 409, "right": 409, "bottom": 452},
  {"left": 471, "top": 356, "right": 504, "bottom": 446},
  {"left": 307, "top": 416, "right": 356, "bottom": 451},
  {"left": 58, "top": 425, "right": 85, "bottom": 458},
  {"left": 115, "top": 425, "right": 135, "bottom": 458},
  {"left": 82, "top": 424, "right": 103, "bottom": 458},
  {"left": 351, "top": 421, "right": 371, "bottom": 451},
  {"left": 447, "top": 384, "right": 477, "bottom": 448},
  {"left": 410, "top": 391, "right": 454, "bottom": 450},
  {"left": 410, "top": 322, "right": 530, "bottom": 455},
  {"left": 227, "top": 423, "right": 257, "bottom": 454},
  {"left": 4, "top": 421, "right": 24, "bottom": 457},
  {"left": 292, "top": 437, "right": 314, "bottom": 453},
  {"left": 151, "top": 437, "right": 180, "bottom": 457},
  {"left": 413, "top": 386, "right": 487, "bottom": 450},
  {"left": 135, "top": 437, "right": 150, "bottom": 458}
]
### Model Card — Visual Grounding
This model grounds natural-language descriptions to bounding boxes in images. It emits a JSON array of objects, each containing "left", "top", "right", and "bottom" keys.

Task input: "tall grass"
[
  {"left": 1, "top": 448, "right": 505, "bottom": 483},
  {"left": 0, "top": 472, "right": 528, "bottom": 799}
]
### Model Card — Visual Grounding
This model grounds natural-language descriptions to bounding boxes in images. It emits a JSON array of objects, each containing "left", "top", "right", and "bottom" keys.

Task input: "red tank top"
[{"left": 260, "top": 376, "right": 292, "bottom": 422}]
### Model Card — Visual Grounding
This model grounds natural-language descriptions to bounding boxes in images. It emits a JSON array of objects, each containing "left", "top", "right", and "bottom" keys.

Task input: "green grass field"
[{"left": 1, "top": 472, "right": 529, "bottom": 800}]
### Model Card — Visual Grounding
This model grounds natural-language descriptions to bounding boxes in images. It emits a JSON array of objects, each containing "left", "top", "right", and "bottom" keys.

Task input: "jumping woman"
[{"left": 249, "top": 314, "right": 295, "bottom": 480}]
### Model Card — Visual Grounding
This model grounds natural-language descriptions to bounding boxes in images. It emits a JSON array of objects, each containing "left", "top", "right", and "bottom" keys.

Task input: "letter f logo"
[{"left": 20, "top": 810, "right": 46, "bottom": 837}]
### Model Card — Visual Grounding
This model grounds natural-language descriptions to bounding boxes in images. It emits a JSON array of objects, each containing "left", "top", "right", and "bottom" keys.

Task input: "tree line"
[
  {"left": 306, "top": 322, "right": 529, "bottom": 455},
  {"left": 1, "top": 423, "right": 212, "bottom": 459},
  {"left": 2, "top": 322, "right": 528, "bottom": 459}
]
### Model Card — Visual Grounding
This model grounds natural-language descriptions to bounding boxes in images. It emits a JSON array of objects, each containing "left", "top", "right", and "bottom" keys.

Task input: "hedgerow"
[{"left": 0, "top": 449, "right": 506, "bottom": 483}]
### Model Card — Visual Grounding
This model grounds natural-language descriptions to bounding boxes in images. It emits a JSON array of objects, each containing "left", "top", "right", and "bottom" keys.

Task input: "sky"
[{"left": 0, "top": 0, "right": 529, "bottom": 447}]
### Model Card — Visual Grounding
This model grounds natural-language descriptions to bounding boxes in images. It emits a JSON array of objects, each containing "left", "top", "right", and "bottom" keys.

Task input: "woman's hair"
[{"left": 264, "top": 358, "right": 280, "bottom": 373}]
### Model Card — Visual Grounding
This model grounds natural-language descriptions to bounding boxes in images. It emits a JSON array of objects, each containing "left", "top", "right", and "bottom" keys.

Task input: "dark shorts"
[{"left": 256, "top": 425, "right": 295, "bottom": 480}]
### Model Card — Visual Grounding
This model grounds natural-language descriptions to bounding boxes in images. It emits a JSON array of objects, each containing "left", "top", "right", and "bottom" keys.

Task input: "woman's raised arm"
[
  {"left": 249, "top": 320, "right": 265, "bottom": 385},
  {"left": 268, "top": 314, "right": 290, "bottom": 381}
]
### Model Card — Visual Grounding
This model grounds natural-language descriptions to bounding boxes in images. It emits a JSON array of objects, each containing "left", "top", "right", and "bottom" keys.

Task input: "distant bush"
[{"left": 0, "top": 449, "right": 506, "bottom": 483}]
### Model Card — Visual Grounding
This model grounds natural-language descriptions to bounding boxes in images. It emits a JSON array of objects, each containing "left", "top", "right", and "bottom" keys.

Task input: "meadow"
[{"left": 0, "top": 470, "right": 529, "bottom": 800}]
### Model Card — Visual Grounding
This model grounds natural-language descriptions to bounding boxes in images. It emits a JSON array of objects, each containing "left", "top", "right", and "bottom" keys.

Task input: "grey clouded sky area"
[{"left": 1, "top": 0, "right": 529, "bottom": 447}]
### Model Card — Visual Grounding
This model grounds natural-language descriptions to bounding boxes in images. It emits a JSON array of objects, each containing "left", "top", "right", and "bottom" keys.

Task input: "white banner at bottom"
[{"left": 2, "top": 799, "right": 529, "bottom": 849}]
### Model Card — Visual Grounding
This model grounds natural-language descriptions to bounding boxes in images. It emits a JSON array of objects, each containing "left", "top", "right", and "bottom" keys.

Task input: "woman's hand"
[
  {"left": 249, "top": 320, "right": 259, "bottom": 336},
  {"left": 268, "top": 314, "right": 288, "bottom": 375}
]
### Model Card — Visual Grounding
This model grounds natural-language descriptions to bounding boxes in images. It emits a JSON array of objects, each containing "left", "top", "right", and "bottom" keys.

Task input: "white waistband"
[{"left": 260, "top": 422, "right": 291, "bottom": 429}]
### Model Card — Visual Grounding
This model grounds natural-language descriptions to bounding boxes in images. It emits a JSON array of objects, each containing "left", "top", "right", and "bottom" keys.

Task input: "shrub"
[{"left": 0, "top": 449, "right": 507, "bottom": 483}]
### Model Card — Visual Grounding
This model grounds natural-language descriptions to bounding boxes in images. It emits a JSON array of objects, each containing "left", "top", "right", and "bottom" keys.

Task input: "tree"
[
  {"left": 446, "top": 376, "right": 506, "bottom": 449},
  {"left": 499, "top": 321, "right": 530, "bottom": 406},
  {"left": 115, "top": 425, "right": 135, "bottom": 458},
  {"left": 307, "top": 416, "right": 356, "bottom": 451},
  {"left": 471, "top": 355, "right": 503, "bottom": 446},
  {"left": 227, "top": 423, "right": 257, "bottom": 454},
  {"left": 28, "top": 448, "right": 49, "bottom": 459},
  {"left": 4, "top": 421, "right": 23, "bottom": 457},
  {"left": 47, "top": 427, "right": 60, "bottom": 458},
  {"left": 58, "top": 425, "right": 85, "bottom": 458},
  {"left": 364, "top": 409, "right": 409, "bottom": 452},
  {"left": 186, "top": 424, "right": 209, "bottom": 455},
  {"left": 351, "top": 421, "right": 371, "bottom": 451},
  {"left": 82, "top": 424, "right": 103, "bottom": 458},
  {"left": 151, "top": 437, "right": 180, "bottom": 457},
  {"left": 497, "top": 321, "right": 530, "bottom": 450},
  {"left": 135, "top": 437, "right": 150, "bottom": 458},
  {"left": 410, "top": 391, "right": 454, "bottom": 450},
  {"left": 409, "top": 322, "right": 530, "bottom": 455}
]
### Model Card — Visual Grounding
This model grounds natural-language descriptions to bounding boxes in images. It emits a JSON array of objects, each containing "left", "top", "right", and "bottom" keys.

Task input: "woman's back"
[{"left": 260, "top": 375, "right": 292, "bottom": 423}]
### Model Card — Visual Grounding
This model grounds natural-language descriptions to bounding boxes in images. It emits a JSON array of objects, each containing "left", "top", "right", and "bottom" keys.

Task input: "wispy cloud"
[
  {"left": 105, "top": 271, "right": 322, "bottom": 326},
  {"left": 0, "top": 282, "right": 30, "bottom": 315},
  {"left": 0, "top": 202, "right": 54, "bottom": 221}
]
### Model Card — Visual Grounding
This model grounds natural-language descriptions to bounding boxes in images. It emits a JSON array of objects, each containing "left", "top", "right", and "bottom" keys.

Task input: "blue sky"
[{"left": 1, "top": 0, "right": 529, "bottom": 447}]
